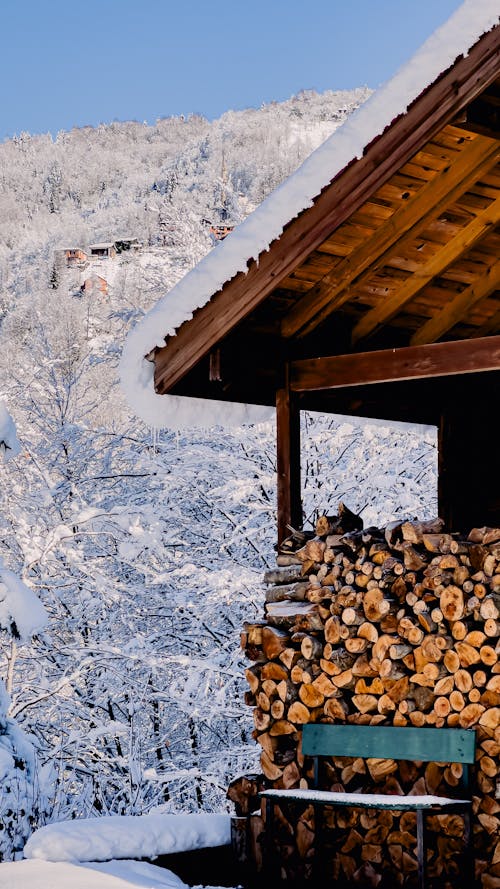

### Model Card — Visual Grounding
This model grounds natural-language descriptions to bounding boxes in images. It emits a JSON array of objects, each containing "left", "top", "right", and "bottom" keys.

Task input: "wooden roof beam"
[
  {"left": 290, "top": 335, "right": 500, "bottom": 392},
  {"left": 410, "top": 258, "right": 500, "bottom": 345},
  {"left": 281, "top": 136, "right": 500, "bottom": 340},
  {"left": 351, "top": 193, "right": 500, "bottom": 344}
]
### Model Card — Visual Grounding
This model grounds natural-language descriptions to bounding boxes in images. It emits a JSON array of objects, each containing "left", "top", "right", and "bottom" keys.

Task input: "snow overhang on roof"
[{"left": 120, "top": 0, "right": 500, "bottom": 431}]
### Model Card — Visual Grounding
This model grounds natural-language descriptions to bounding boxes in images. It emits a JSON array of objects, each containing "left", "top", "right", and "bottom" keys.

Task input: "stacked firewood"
[{"left": 239, "top": 505, "right": 500, "bottom": 887}]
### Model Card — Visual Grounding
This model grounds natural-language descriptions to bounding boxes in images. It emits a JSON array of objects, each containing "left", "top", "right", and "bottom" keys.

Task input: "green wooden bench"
[{"left": 260, "top": 723, "right": 476, "bottom": 888}]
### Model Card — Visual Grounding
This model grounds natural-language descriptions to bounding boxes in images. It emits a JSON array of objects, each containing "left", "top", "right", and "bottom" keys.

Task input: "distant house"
[
  {"left": 209, "top": 224, "right": 234, "bottom": 242},
  {"left": 57, "top": 248, "right": 88, "bottom": 267},
  {"left": 114, "top": 237, "right": 142, "bottom": 254},
  {"left": 88, "top": 242, "right": 116, "bottom": 259},
  {"left": 80, "top": 274, "right": 108, "bottom": 296}
]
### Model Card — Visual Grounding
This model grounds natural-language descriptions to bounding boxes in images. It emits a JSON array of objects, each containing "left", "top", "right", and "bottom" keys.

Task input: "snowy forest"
[{"left": 0, "top": 87, "right": 439, "bottom": 861}]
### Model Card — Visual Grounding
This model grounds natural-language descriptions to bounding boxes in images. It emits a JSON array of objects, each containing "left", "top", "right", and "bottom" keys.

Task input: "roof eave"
[{"left": 153, "top": 22, "right": 500, "bottom": 397}]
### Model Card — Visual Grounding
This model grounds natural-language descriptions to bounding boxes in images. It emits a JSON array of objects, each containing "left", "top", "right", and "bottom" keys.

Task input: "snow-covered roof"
[
  {"left": 120, "top": 0, "right": 500, "bottom": 431},
  {"left": 89, "top": 242, "right": 115, "bottom": 250}
]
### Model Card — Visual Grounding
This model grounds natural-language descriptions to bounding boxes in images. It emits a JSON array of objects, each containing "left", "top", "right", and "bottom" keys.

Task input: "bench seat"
[
  {"left": 260, "top": 787, "right": 471, "bottom": 810},
  {"left": 259, "top": 724, "right": 476, "bottom": 888}
]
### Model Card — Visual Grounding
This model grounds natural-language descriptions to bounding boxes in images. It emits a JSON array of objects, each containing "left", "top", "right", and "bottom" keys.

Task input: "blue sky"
[{"left": 1, "top": 0, "right": 464, "bottom": 142}]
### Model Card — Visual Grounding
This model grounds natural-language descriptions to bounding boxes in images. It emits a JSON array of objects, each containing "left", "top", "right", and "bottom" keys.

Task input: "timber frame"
[{"left": 148, "top": 21, "right": 500, "bottom": 544}]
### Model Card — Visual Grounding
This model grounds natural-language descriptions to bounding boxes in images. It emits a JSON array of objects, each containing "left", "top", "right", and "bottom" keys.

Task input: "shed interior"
[{"left": 149, "top": 33, "right": 500, "bottom": 541}]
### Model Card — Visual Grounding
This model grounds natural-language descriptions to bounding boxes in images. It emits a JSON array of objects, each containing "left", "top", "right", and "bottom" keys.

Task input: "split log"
[{"left": 261, "top": 626, "right": 291, "bottom": 659}]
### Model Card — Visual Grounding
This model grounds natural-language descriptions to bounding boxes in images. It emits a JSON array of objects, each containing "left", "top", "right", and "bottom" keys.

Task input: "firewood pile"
[{"left": 238, "top": 504, "right": 500, "bottom": 887}]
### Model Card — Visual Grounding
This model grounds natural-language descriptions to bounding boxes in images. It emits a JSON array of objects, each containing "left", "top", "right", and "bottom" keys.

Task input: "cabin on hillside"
[
  {"left": 114, "top": 237, "right": 142, "bottom": 254},
  {"left": 57, "top": 247, "right": 88, "bottom": 268},
  {"left": 88, "top": 242, "right": 116, "bottom": 260},
  {"left": 121, "top": 4, "right": 500, "bottom": 886},
  {"left": 80, "top": 274, "right": 108, "bottom": 297}
]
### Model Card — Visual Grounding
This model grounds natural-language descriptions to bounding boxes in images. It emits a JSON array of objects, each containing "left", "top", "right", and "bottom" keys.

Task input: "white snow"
[
  {"left": 23, "top": 812, "right": 231, "bottom": 863},
  {"left": 120, "top": 0, "right": 500, "bottom": 432},
  {"left": 261, "top": 788, "right": 470, "bottom": 808},
  {"left": 0, "top": 402, "right": 21, "bottom": 461},
  {"left": 0, "top": 859, "right": 188, "bottom": 889},
  {"left": 265, "top": 601, "right": 317, "bottom": 616},
  {"left": 0, "top": 560, "right": 48, "bottom": 642}
]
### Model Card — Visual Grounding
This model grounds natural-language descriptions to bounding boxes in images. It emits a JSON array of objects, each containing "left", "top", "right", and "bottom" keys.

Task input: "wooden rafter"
[
  {"left": 281, "top": 136, "right": 500, "bottom": 340},
  {"left": 351, "top": 194, "right": 500, "bottom": 344},
  {"left": 290, "top": 335, "right": 500, "bottom": 392},
  {"left": 410, "top": 258, "right": 500, "bottom": 345}
]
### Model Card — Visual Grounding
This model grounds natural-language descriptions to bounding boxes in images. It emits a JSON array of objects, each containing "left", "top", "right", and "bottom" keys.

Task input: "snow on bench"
[{"left": 23, "top": 812, "right": 232, "bottom": 863}]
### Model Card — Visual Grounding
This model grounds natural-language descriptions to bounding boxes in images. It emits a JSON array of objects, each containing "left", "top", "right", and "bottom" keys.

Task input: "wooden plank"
[
  {"left": 282, "top": 137, "right": 500, "bottom": 340},
  {"left": 411, "top": 258, "right": 500, "bottom": 344},
  {"left": 152, "top": 29, "right": 500, "bottom": 395},
  {"left": 301, "top": 724, "right": 476, "bottom": 763},
  {"left": 352, "top": 194, "right": 500, "bottom": 343},
  {"left": 276, "top": 366, "right": 301, "bottom": 546},
  {"left": 290, "top": 335, "right": 500, "bottom": 392}
]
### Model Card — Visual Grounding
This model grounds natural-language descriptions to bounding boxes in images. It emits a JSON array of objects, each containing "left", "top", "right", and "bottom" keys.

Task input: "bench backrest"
[{"left": 302, "top": 724, "right": 476, "bottom": 764}]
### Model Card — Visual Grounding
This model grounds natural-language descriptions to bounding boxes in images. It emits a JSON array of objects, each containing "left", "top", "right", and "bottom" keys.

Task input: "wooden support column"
[{"left": 276, "top": 364, "right": 301, "bottom": 546}]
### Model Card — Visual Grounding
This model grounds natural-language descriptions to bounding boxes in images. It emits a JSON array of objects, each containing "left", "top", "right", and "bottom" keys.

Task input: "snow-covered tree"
[
  {"left": 0, "top": 89, "right": 439, "bottom": 839},
  {"left": 0, "top": 404, "right": 48, "bottom": 860}
]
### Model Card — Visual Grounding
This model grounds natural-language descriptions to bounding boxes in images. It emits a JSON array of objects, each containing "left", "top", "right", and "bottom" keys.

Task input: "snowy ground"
[
  {"left": 0, "top": 813, "right": 238, "bottom": 889},
  {"left": 0, "top": 859, "right": 235, "bottom": 889}
]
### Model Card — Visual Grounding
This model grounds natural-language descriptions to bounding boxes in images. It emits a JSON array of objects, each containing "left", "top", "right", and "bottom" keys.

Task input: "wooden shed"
[
  {"left": 80, "top": 274, "right": 108, "bottom": 297},
  {"left": 120, "top": 7, "right": 500, "bottom": 885},
  {"left": 123, "top": 8, "right": 500, "bottom": 548},
  {"left": 88, "top": 242, "right": 117, "bottom": 260}
]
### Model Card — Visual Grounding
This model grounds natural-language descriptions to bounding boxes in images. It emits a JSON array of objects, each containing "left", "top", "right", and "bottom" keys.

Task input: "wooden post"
[{"left": 276, "top": 363, "right": 301, "bottom": 547}]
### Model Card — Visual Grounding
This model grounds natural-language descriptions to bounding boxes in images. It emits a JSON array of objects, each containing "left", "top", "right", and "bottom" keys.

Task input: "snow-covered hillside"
[{"left": 0, "top": 89, "right": 438, "bottom": 860}]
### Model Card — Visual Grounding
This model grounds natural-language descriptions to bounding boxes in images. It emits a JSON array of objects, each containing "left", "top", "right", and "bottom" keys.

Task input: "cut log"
[
  {"left": 264, "top": 566, "right": 303, "bottom": 585},
  {"left": 323, "top": 697, "right": 349, "bottom": 721},
  {"left": 299, "top": 683, "right": 325, "bottom": 709},
  {"left": 245, "top": 666, "right": 261, "bottom": 695},
  {"left": 287, "top": 701, "right": 311, "bottom": 725},
  {"left": 261, "top": 626, "right": 291, "bottom": 659},
  {"left": 439, "top": 585, "right": 465, "bottom": 621},
  {"left": 363, "top": 587, "right": 391, "bottom": 622},
  {"left": 270, "top": 699, "right": 285, "bottom": 719},
  {"left": 312, "top": 672, "right": 338, "bottom": 698},
  {"left": 261, "top": 750, "right": 283, "bottom": 781},
  {"left": 269, "top": 719, "right": 296, "bottom": 736},
  {"left": 300, "top": 634, "right": 323, "bottom": 660},
  {"left": 455, "top": 641, "right": 481, "bottom": 668},
  {"left": 253, "top": 708, "right": 270, "bottom": 731},
  {"left": 261, "top": 662, "right": 289, "bottom": 681}
]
